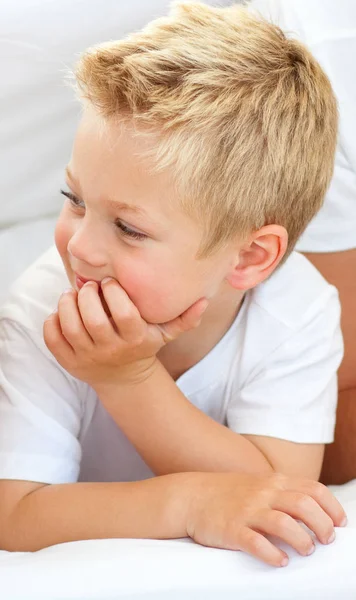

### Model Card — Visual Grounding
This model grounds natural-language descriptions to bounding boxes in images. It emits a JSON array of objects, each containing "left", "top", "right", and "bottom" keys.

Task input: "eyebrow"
[{"left": 65, "top": 166, "right": 152, "bottom": 221}]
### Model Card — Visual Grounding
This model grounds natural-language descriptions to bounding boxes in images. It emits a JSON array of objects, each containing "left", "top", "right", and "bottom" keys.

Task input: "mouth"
[
  {"left": 73, "top": 272, "right": 112, "bottom": 318},
  {"left": 74, "top": 273, "right": 102, "bottom": 291}
]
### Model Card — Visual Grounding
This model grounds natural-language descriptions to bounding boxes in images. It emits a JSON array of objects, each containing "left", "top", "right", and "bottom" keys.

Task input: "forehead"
[{"left": 71, "top": 108, "right": 180, "bottom": 220}]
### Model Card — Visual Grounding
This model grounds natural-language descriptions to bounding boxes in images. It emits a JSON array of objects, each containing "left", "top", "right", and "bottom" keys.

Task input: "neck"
[{"left": 158, "top": 286, "right": 245, "bottom": 381}]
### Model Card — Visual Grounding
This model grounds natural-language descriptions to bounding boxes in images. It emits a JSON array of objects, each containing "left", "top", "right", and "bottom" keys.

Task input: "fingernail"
[
  {"left": 101, "top": 277, "right": 113, "bottom": 285},
  {"left": 62, "top": 287, "right": 73, "bottom": 294},
  {"left": 280, "top": 557, "right": 289, "bottom": 567},
  {"left": 327, "top": 531, "right": 336, "bottom": 544},
  {"left": 306, "top": 544, "right": 315, "bottom": 556},
  {"left": 340, "top": 516, "right": 348, "bottom": 527}
]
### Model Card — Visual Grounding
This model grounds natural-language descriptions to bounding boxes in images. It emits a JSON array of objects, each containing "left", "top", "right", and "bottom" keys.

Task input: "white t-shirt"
[
  {"left": 249, "top": 0, "right": 356, "bottom": 253},
  {"left": 0, "top": 247, "right": 342, "bottom": 484}
]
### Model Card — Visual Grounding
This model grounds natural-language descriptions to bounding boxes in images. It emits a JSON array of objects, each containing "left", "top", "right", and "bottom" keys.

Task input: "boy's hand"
[
  {"left": 43, "top": 278, "right": 207, "bottom": 388},
  {"left": 185, "top": 472, "right": 347, "bottom": 568}
]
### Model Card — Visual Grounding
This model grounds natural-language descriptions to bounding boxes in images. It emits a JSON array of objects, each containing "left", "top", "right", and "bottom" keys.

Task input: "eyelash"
[{"left": 60, "top": 189, "right": 147, "bottom": 241}]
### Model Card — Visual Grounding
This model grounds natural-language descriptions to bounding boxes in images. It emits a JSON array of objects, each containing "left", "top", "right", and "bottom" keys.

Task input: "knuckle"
[
  {"left": 250, "top": 535, "right": 266, "bottom": 555},
  {"left": 86, "top": 317, "right": 106, "bottom": 331},
  {"left": 305, "top": 480, "right": 326, "bottom": 499},
  {"left": 256, "top": 489, "right": 273, "bottom": 506},
  {"left": 294, "top": 493, "right": 313, "bottom": 512},
  {"left": 269, "top": 472, "right": 287, "bottom": 489},
  {"left": 274, "top": 512, "right": 292, "bottom": 532},
  {"left": 116, "top": 306, "right": 138, "bottom": 324},
  {"left": 127, "top": 333, "right": 144, "bottom": 347},
  {"left": 243, "top": 529, "right": 265, "bottom": 553},
  {"left": 102, "top": 345, "right": 116, "bottom": 359},
  {"left": 62, "top": 322, "right": 82, "bottom": 339},
  {"left": 135, "top": 332, "right": 145, "bottom": 345}
]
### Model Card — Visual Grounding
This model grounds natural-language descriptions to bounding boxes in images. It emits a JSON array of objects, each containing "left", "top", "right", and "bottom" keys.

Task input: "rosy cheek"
[
  {"left": 116, "top": 267, "right": 166, "bottom": 316},
  {"left": 117, "top": 269, "right": 151, "bottom": 302}
]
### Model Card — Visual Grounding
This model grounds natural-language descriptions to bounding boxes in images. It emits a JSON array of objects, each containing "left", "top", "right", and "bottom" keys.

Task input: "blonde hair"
[{"left": 75, "top": 1, "right": 338, "bottom": 259}]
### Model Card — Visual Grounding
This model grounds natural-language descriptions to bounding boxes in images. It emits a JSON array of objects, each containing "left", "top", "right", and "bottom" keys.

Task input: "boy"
[{"left": 0, "top": 2, "right": 347, "bottom": 567}]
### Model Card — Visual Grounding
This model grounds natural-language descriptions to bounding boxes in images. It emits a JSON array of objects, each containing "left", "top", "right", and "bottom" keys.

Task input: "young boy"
[{"left": 0, "top": 2, "right": 347, "bottom": 567}]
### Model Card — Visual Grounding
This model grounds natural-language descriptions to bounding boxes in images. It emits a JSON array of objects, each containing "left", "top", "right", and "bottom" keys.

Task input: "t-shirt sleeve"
[
  {"left": 0, "top": 318, "right": 83, "bottom": 483},
  {"left": 227, "top": 289, "right": 343, "bottom": 443}
]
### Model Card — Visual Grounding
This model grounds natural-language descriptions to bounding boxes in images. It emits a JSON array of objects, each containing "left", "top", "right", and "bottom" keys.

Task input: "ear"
[{"left": 226, "top": 225, "right": 288, "bottom": 290}]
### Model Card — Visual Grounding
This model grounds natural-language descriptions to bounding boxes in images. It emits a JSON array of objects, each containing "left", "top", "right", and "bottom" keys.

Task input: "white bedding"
[{"left": 0, "top": 481, "right": 355, "bottom": 599}]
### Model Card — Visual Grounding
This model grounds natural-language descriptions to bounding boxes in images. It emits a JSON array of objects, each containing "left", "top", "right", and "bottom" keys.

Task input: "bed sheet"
[{"left": 0, "top": 480, "right": 356, "bottom": 600}]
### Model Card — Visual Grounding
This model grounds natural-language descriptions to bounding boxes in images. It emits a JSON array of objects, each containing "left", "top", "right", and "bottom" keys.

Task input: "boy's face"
[{"left": 55, "top": 108, "right": 238, "bottom": 324}]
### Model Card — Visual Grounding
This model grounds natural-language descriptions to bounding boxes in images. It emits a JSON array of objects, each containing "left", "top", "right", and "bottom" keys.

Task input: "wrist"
[
  {"left": 93, "top": 357, "right": 160, "bottom": 397},
  {"left": 162, "top": 472, "right": 201, "bottom": 538},
  {"left": 164, "top": 472, "right": 207, "bottom": 538}
]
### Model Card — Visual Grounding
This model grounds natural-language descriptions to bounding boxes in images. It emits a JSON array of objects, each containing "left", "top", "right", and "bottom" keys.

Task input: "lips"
[
  {"left": 74, "top": 273, "right": 112, "bottom": 317},
  {"left": 75, "top": 274, "right": 102, "bottom": 290}
]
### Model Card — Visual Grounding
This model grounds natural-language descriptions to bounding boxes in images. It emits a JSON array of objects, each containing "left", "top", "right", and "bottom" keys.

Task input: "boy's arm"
[
  {"left": 0, "top": 472, "right": 346, "bottom": 562},
  {"left": 94, "top": 360, "right": 323, "bottom": 479},
  {"left": 44, "top": 281, "right": 341, "bottom": 482},
  {"left": 0, "top": 474, "right": 190, "bottom": 552}
]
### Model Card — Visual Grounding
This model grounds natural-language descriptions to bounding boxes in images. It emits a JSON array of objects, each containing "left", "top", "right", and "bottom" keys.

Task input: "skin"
[
  {"left": 0, "top": 106, "right": 346, "bottom": 566},
  {"left": 0, "top": 473, "right": 346, "bottom": 565},
  {"left": 304, "top": 249, "right": 356, "bottom": 485}
]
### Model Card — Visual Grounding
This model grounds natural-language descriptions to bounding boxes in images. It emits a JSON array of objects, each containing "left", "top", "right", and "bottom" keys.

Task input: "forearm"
[
  {"left": 95, "top": 361, "right": 273, "bottom": 476},
  {"left": 4, "top": 473, "right": 192, "bottom": 552}
]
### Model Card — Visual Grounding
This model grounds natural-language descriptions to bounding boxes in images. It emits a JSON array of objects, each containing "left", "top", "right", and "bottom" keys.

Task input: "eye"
[
  {"left": 60, "top": 189, "right": 85, "bottom": 209},
  {"left": 115, "top": 219, "right": 147, "bottom": 241}
]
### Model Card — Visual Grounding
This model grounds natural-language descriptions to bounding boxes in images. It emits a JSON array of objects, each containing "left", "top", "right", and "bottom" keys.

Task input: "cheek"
[
  {"left": 54, "top": 210, "right": 73, "bottom": 262},
  {"left": 115, "top": 258, "right": 200, "bottom": 323},
  {"left": 121, "top": 268, "right": 172, "bottom": 319}
]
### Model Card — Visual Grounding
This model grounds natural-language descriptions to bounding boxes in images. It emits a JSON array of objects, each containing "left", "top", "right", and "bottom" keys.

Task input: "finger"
[
  {"left": 158, "top": 298, "right": 208, "bottom": 343},
  {"left": 78, "top": 282, "right": 116, "bottom": 345},
  {"left": 297, "top": 480, "right": 347, "bottom": 528},
  {"left": 58, "top": 288, "right": 94, "bottom": 349},
  {"left": 101, "top": 278, "right": 145, "bottom": 345},
  {"left": 43, "top": 310, "right": 76, "bottom": 365},
  {"left": 237, "top": 526, "right": 289, "bottom": 568},
  {"left": 273, "top": 491, "right": 335, "bottom": 546},
  {"left": 253, "top": 509, "right": 315, "bottom": 557}
]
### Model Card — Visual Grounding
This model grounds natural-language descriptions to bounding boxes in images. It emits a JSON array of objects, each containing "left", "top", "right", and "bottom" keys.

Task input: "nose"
[{"left": 67, "top": 217, "right": 108, "bottom": 268}]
